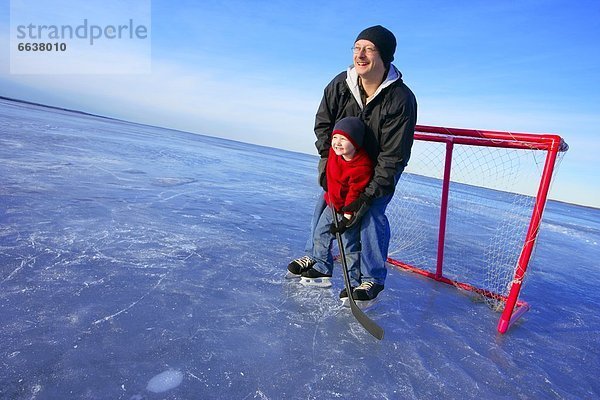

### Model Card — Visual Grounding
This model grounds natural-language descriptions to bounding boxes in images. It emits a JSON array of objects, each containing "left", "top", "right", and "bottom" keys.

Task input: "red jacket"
[{"left": 325, "top": 147, "right": 374, "bottom": 212}]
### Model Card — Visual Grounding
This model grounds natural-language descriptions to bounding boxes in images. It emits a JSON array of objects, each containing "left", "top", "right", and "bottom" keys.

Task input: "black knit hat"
[
  {"left": 332, "top": 117, "right": 366, "bottom": 149},
  {"left": 355, "top": 25, "right": 396, "bottom": 65}
]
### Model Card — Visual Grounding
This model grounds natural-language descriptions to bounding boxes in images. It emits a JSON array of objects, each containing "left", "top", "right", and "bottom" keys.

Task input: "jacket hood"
[{"left": 346, "top": 64, "right": 401, "bottom": 109}]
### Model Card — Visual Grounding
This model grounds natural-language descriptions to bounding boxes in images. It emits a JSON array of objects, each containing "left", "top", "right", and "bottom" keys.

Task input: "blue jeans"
[
  {"left": 305, "top": 189, "right": 397, "bottom": 287},
  {"left": 358, "top": 192, "right": 394, "bottom": 286},
  {"left": 305, "top": 197, "right": 361, "bottom": 286}
]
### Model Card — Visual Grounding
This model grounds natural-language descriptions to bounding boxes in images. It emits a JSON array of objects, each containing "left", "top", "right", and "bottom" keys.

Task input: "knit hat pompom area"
[
  {"left": 355, "top": 25, "right": 396, "bottom": 65},
  {"left": 332, "top": 117, "right": 366, "bottom": 149}
]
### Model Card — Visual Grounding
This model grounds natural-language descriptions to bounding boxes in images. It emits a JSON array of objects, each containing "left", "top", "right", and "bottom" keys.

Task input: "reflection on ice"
[{"left": 146, "top": 369, "right": 184, "bottom": 393}]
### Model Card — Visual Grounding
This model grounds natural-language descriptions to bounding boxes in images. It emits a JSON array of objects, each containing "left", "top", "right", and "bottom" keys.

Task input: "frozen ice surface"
[{"left": 1, "top": 98, "right": 599, "bottom": 399}]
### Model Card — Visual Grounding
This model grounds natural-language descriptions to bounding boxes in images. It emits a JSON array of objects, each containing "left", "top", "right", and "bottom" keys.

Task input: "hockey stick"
[{"left": 329, "top": 201, "right": 384, "bottom": 340}]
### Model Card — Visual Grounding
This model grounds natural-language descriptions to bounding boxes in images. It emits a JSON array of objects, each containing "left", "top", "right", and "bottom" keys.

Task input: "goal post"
[{"left": 386, "top": 125, "right": 568, "bottom": 334}]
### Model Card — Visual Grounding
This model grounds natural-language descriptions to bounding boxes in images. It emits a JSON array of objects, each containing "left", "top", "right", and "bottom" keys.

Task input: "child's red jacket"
[{"left": 325, "top": 147, "right": 374, "bottom": 213}]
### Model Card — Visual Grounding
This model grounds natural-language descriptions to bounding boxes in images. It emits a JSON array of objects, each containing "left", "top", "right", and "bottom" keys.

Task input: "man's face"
[{"left": 353, "top": 39, "right": 385, "bottom": 80}]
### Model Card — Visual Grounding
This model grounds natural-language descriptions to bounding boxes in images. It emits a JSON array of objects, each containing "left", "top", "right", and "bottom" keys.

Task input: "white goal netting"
[{"left": 386, "top": 127, "right": 566, "bottom": 314}]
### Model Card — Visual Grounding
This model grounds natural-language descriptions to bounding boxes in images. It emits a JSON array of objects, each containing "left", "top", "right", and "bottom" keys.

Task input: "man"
[{"left": 289, "top": 25, "right": 417, "bottom": 302}]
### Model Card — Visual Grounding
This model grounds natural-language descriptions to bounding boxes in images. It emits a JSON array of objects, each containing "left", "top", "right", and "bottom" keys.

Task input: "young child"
[{"left": 287, "top": 117, "right": 374, "bottom": 290}]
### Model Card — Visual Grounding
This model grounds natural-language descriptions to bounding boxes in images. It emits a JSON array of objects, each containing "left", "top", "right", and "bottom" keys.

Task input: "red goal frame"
[{"left": 387, "top": 125, "right": 568, "bottom": 334}]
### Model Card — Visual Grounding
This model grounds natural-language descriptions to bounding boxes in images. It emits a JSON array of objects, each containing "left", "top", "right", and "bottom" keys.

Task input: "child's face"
[{"left": 332, "top": 134, "right": 357, "bottom": 159}]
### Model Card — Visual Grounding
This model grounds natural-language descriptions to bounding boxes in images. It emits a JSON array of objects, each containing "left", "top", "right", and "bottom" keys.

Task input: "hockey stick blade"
[
  {"left": 329, "top": 203, "right": 384, "bottom": 340},
  {"left": 347, "top": 288, "right": 384, "bottom": 340}
]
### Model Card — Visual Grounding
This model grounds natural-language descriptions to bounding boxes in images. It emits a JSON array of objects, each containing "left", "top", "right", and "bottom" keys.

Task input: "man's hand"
[
  {"left": 318, "top": 158, "right": 327, "bottom": 191},
  {"left": 329, "top": 216, "right": 352, "bottom": 235}
]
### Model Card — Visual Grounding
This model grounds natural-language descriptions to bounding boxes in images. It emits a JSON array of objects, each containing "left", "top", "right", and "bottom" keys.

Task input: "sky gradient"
[{"left": 1, "top": 0, "right": 599, "bottom": 208}]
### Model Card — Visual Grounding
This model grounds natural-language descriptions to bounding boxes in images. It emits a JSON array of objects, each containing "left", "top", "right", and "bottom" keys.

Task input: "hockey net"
[{"left": 386, "top": 125, "right": 567, "bottom": 334}]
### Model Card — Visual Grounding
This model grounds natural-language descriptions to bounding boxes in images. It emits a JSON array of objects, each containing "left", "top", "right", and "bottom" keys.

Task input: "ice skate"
[
  {"left": 353, "top": 281, "right": 384, "bottom": 300},
  {"left": 341, "top": 282, "right": 383, "bottom": 309},
  {"left": 285, "top": 256, "right": 316, "bottom": 279},
  {"left": 299, "top": 267, "right": 332, "bottom": 288}
]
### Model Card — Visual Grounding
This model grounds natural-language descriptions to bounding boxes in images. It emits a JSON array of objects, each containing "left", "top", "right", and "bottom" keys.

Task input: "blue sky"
[{"left": 1, "top": 0, "right": 599, "bottom": 208}]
